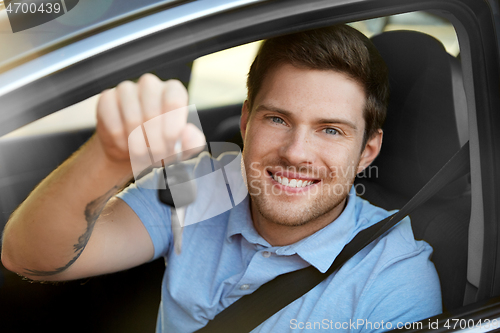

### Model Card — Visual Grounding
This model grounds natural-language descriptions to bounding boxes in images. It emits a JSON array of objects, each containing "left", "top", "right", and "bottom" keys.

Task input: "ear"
[
  {"left": 357, "top": 129, "right": 383, "bottom": 174},
  {"left": 240, "top": 100, "right": 250, "bottom": 141}
]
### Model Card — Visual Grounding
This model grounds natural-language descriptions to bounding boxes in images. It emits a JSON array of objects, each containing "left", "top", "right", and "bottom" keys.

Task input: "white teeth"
[{"left": 272, "top": 174, "right": 314, "bottom": 188}]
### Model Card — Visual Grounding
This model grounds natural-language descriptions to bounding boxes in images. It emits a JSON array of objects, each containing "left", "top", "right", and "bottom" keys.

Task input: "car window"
[
  {"left": 1, "top": 11, "right": 459, "bottom": 140},
  {"left": 189, "top": 11, "right": 459, "bottom": 110},
  {"left": 1, "top": 94, "right": 99, "bottom": 138},
  {"left": 188, "top": 41, "right": 261, "bottom": 110},
  {"left": 350, "top": 12, "right": 459, "bottom": 55}
]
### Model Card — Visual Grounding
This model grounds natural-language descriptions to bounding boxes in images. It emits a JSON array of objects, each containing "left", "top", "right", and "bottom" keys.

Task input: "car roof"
[
  {"left": 0, "top": 0, "right": 187, "bottom": 70},
  {"left": 0, "top": 0, "right": 261, "bottom": 94}
]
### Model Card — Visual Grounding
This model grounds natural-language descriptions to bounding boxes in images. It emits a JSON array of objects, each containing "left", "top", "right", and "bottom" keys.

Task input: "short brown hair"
[{"left": 246, "top": 25, "right": 389, "bottom": 146}]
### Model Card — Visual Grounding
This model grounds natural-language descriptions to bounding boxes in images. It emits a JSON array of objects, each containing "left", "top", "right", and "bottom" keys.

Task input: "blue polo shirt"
[{"left": 116, "top": 152, "right": 442, "bottom": 332}]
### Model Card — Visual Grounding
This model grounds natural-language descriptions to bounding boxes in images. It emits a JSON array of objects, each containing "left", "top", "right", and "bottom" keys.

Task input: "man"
[{"left": 1, "top": 25, "right": 441, "bottom": 332}]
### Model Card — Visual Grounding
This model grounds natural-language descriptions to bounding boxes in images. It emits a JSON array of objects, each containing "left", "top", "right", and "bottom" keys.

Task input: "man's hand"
[
  {"left": 1, "top": 74, "right": 205, "bottom": 281},
  {"left": 96, "top": 74, "right": 205, "bottom": 170}
]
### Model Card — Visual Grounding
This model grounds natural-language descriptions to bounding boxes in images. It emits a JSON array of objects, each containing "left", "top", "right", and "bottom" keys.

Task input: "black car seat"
[{"left": 356, "top": 30, "right": 471, "bottom": 311}]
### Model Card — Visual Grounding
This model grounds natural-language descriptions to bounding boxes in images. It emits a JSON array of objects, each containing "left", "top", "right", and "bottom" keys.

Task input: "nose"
[{"left": 278, "top": 127, "right": 315, "bottom": 166}]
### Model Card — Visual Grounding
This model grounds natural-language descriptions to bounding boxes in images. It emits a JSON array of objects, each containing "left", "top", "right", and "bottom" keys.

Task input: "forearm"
[{"left": 1, "top": 134, "right": 132, "bottom": 280}]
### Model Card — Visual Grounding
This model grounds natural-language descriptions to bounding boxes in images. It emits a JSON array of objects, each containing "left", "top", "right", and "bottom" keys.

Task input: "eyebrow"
[{"left": 255, "top": 104, "right": 358, "bottom": 131}]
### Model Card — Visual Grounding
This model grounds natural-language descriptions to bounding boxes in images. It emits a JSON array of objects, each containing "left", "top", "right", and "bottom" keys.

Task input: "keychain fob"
[
  {"left": 158, "top": 162, "right": 197, "bottom": 255},
  {"left": 158, "top": 162, "right": 197, "bottom": 207}
]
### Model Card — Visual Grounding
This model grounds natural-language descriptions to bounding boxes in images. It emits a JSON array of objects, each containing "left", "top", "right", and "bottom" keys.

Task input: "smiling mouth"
[{"left": 268, "top": 171, "right": 320, "bottom": 188}]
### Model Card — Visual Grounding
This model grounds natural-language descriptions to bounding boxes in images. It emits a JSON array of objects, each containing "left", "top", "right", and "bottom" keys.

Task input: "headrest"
[{"left": 367, "top": 30, "right": 468, "bottom": 198}]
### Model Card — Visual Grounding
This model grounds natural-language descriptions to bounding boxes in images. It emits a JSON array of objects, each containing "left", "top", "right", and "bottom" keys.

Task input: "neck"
[{"left": 250, "top": 198, "right": 347, "bottom": 246}]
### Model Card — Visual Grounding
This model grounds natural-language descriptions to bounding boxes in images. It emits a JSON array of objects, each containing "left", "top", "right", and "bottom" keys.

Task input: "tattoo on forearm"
[{"left": 23, "top": 186, "right": 120, "bottom": 277}]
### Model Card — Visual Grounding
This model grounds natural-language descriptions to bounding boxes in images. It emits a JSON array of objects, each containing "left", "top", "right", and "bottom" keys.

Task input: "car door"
[{"left": 0, "top": 0, "right": 499, "bottom": 332}]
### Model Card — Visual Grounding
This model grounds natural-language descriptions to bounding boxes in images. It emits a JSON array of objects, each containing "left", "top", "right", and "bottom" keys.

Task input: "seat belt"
[{"left": 196, "top": 142, "right": 471, "bottom": 333}]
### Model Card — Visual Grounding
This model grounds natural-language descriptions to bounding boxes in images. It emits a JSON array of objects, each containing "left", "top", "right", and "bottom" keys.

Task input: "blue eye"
[
  {"left": 271, "top": 117, "right": 285, "bottom": 124},
  {"left": 324, "top": 128, "right": 338, "bottom": 135}
]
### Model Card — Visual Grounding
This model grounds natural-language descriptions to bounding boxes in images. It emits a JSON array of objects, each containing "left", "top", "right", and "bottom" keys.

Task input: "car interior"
[
  {"left": 0, "top": 1, "right": 498, "bottom": 331},
  {"left": 357, "top": 29, "right": 470, "bottom": 312}
]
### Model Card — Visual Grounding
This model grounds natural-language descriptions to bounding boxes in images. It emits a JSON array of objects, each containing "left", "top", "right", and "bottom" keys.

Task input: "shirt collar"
[
  {"left": 226, "top": 187, "right": 361, "bottom": 273},
  {"left": 288, "top": 187, "right": 359, "bottom": 273},
  {"left": 226, "top": 195, "right": 271, "bottom": 247}
]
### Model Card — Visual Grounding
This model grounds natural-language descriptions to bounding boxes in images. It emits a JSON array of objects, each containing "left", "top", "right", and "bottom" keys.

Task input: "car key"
[{"left": 158, "top": 141, "right": 197, "bottom": 254}]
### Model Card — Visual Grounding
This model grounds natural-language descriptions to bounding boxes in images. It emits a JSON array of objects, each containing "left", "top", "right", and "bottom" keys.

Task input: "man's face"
[{"left": 240, "top": 63, "right": 381, "bottom": 228}]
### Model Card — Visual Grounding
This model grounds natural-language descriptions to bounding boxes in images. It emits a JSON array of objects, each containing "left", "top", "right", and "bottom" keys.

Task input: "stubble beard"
[
  {"left": 251, "top": 185, "right": 349, "bottom": 227},
  {"left": 242, "top": 157, "right": 356, "bottom": 227}
]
